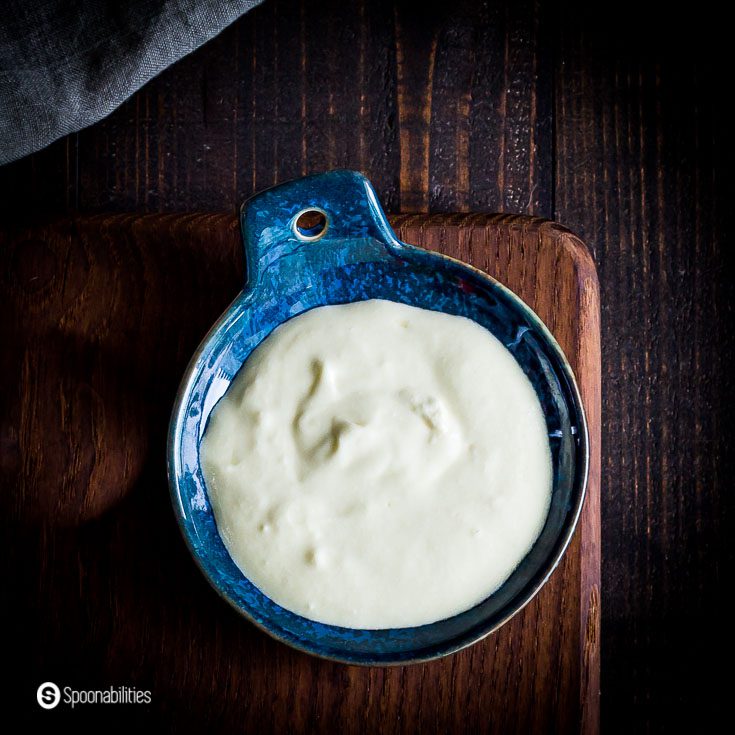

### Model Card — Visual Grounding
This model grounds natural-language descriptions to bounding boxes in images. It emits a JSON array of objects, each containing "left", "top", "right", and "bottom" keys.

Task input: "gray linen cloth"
[{"left": 0, "top": 0, "right": 263, "bottom": 165}]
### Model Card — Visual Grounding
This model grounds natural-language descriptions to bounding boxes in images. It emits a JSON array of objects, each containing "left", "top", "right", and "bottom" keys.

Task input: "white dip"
[{"left": 201, "top": 299, "right": 552, "bottom": 629}]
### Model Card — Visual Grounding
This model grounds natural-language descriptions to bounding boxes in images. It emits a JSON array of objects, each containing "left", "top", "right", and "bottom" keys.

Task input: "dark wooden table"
[{"left": 1, "top": 1, "right": 730, "bottom": 732}]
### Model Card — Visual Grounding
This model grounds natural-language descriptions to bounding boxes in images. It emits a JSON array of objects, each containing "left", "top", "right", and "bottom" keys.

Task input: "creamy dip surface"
[{"left": 201, "top": 299, "right": 552, "bottom": 629}]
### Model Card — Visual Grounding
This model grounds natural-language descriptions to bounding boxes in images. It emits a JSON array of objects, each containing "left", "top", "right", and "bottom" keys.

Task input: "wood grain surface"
[
  {"left": 0, "top": 1, "right": 729, "bottom": 731},
  {"left": 1, "top": 212, "right": 599, "bottom": 732}
]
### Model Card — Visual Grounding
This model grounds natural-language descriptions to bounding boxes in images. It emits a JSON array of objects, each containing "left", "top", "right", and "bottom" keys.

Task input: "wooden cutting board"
[{"left": 1, "top": 213, "right": 600, "bottom": 732}]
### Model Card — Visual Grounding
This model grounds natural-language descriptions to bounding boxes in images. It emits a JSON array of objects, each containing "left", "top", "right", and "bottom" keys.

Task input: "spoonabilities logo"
[
  {"left": 37, "top": 682, "right": 61, "bottom": 709},
  {"left": 35, "top": 682, "right": 151, "bottom": 709}
]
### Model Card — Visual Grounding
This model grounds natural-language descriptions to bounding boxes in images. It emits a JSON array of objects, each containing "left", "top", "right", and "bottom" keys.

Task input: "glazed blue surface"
[{"left": 167, "top": 170, "right": 589, "bottom": 665}]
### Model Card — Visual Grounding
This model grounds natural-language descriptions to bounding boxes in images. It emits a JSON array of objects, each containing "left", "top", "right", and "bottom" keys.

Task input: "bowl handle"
[{"left": 239, "top": 170, "right": 401, "bottom": 293}]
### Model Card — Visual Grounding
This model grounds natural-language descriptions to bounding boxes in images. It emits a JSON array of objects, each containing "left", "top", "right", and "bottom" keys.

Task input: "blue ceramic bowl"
[{"left": 167, "top": 170, "right": 588, "bottom": 665}]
